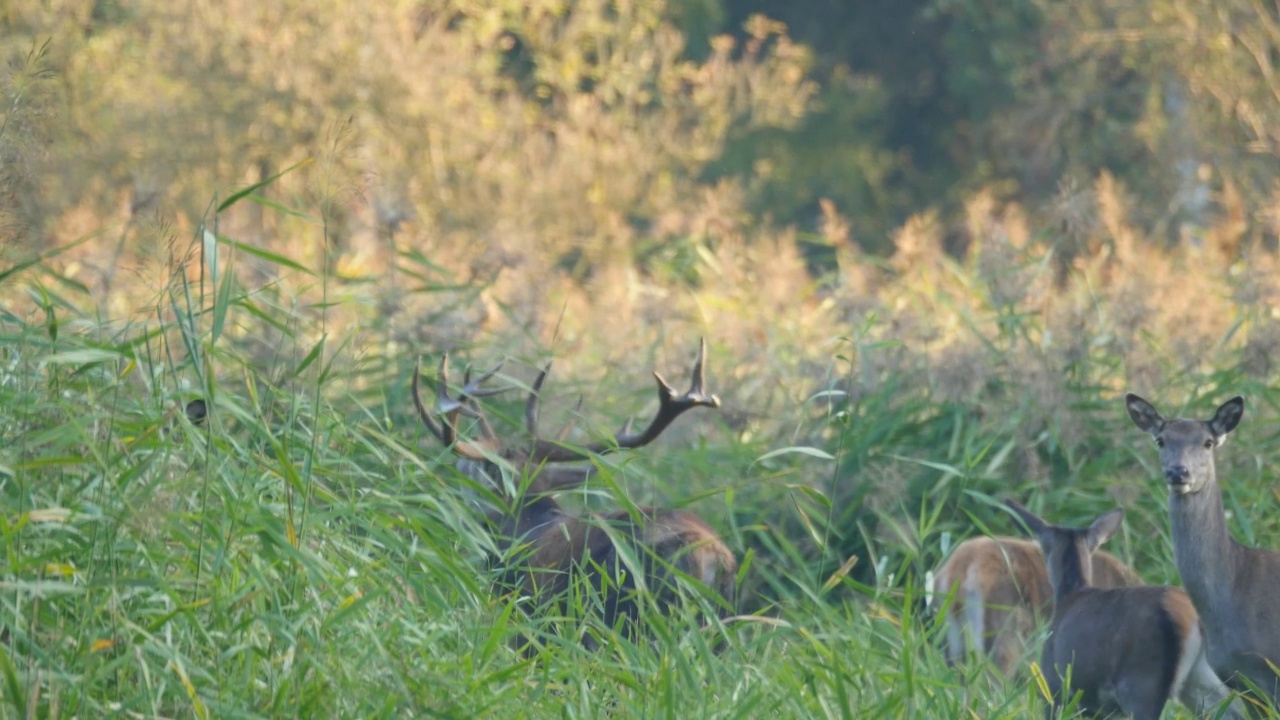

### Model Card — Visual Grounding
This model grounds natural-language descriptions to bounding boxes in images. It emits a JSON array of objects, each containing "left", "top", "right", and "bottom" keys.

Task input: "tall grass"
[{"left": 2, "top": 175, "right": 1279, "bottom": 719}]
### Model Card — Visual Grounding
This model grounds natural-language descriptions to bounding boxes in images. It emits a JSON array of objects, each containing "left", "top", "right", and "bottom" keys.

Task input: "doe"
[
  {"left": 1126, "top": 394, "right": 1280, "bottom": 709},
  {"left": 929, "top": 534, "right": 1141, "bottom": 677},
  {"left": 1006, "top": 500, "right": 1243, "bottom": 719}
]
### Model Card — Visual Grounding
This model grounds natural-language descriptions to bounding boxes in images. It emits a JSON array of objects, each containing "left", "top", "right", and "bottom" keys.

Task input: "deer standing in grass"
[
  {"left": 1006, "top": 500, "right": 1244, "bottom": 719},
  {"left": 1126, "top": 394, "right": 1280, "bottom": 710},
  {"left": 412, "top": 339, "right": 737, "bottom": 652},
  {"left": 929, "top": 535, "right": 1142, "bottom": 677}
]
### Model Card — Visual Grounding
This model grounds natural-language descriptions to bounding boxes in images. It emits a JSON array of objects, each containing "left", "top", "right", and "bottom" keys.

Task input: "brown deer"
[
  {"left": 412, "top": 339, "right": 737, "bottom": 653},
  {"left": 929, "top": 534, "right": 1142, "bottom": 677},
  {"left": 1006, "top": 500, "right": 1245, "bottom": 719},
  {"left": 1126, "top": 394, "right": 1280, "bottom": 710}
]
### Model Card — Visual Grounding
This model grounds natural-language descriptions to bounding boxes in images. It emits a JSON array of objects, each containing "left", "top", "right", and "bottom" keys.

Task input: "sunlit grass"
[{"left": 2, "top": 178, "right": 1279, "bottom": 719}]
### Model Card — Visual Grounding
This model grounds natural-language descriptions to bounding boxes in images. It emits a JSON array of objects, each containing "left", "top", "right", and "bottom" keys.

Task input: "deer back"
[
  {"left": 1044, "top": 585, "right": 1196, "bottom": 706},
  {"left": 931, "top": 535, "right": 1141, "bottom": 676},
  {"left": 510, "top": 508, "right": 736, "bottom": 610}
]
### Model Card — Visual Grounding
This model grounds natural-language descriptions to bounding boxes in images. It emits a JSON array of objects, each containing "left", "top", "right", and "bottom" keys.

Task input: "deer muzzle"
[{"left": 1164, "top": 465, "right": 1192, "bottom": 493}]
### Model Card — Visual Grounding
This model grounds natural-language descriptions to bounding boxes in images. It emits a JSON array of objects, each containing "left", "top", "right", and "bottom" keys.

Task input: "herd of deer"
[
  {"left": 408, "top": 339, "right": 1280, "bottom": 719},
  {"left": 931, "top": 395, "right": 1280, "bottom": 718}
]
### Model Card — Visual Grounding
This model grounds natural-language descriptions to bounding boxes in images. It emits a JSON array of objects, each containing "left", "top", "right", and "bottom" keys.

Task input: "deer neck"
[
  {"left": 1168, "top": 473, "right": 1240, "bottom": 607},
  {"left": 1047, "top": 546, "right": 1092, "bottom": 610}
]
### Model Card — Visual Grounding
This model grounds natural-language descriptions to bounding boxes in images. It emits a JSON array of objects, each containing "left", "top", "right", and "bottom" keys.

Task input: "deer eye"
[
  {"left": 1203, "top": 438, "right": 1215, "bottom": 450},
  {"left": 1155, "top": 437, "right": 1165, "bottom": 448}
]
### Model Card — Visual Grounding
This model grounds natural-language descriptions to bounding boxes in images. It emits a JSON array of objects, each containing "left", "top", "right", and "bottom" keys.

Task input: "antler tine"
[
  {"left": 409, "top": 354, "right": 491, "bottom": 462},
  {"left": 462, "top": 360, "right": 508, "bottom": 399},
  {"left": 649, "top": 336, "right": 720, "bottom": 408},
  {"left": 688, "top": 336, "right": 715, "bottom": 402},
  {"left": 525, "top": 362, "right": 552, "bottom": 437},
  {"left": 529, "top": 338, "right": 721, "bottom": 463},
  {"left": 434, "top": 355, "right": 464, "bottom": 418},
  {"left": 458, "top": 361, "right": 507, "bottom": 444},
  {"left": 555, "top": 394, "right": 585, "bottom": 441},
  {"left": 412, "top": 357, "right": 448, "bottom": 444},
  {"left": 649, "top": 335, "right": 718, "bottom": 404}
]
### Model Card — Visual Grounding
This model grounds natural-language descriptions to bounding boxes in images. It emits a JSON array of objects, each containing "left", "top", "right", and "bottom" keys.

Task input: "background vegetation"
[{"left": 2, "top": 0, "right": 1280, "bottom": 717}]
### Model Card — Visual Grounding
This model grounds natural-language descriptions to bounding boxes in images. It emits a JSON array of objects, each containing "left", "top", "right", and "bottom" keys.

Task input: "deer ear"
[
  {"left": 1087, "top": 508, "right": 1124, "bottom": 550},
  {"left": 1005, "top": 500, "right": 1047, "bottom": 536},
  {"left": 1125, "top": 393, "right": 1164, "bottom": 435},
  {"left": 1208, "top": 396, "right": 1244, "bottom": 438}
]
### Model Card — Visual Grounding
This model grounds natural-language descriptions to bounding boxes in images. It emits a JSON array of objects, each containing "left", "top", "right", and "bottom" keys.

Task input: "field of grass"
[{"left": 3, "top": 181, "right": 1280, "bottom": 720}]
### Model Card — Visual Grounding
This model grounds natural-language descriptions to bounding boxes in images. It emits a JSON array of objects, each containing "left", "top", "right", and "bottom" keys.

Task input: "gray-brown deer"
[
  {"left": 413, "top": 339, "right": 737, "bottom": 652},
  {"left": 1126, "top": 394, "right": 1280, "bottom": 710},
  {"left": 1006, "top": 500, "right": 1244, "bottom": 719},
  {"left": 929, "top": 534, "right": 1142, "bottom": 677}
]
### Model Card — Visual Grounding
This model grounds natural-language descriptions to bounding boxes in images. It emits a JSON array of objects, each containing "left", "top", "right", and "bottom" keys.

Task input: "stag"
[{"left": 412, "top": 339, "right": 737, "bottom": 652}]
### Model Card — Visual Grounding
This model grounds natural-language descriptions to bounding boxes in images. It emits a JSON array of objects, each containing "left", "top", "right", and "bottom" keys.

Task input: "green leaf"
[
  {"left": 294, "top": 334, "right": 325, "bottom": 377},
  {"left": 885, "top": 452, "right": 964, "bottom": 478},
  {"left": 0, "top": 579, "right": 84, "bottom": 596},
  {"left": 755, "top": 445, "right": 836, "bottom": 462},
  {"left": 210, "top": 249, "right": 236, "bottom": 346},
  {"left": 0, "top": 645, "right": 24, "bottom": 717},
  {"left": 14, "top": 456, "right": 86, "bottom": 471},
  {"left": 215, "top": 235, "right": 315, "bottom": 276},
  {"left": 216, "top": 157, "right": 314, "bottom": 212},
  {"left": 0, "top": 231, "right": 98, "bottom": 286},
  {"left": 248, "top": 193, "right": 315, "bottom": 220},
  {"left": 44, "top": 348, "right": 124, "bottom": 365}
]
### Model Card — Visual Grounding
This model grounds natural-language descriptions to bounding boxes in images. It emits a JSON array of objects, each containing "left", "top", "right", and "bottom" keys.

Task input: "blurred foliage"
[
  {"left": 713, "top": 0, "right": 1280, "bottom": 253},
  {"left": 0, "top": 0, "right": 814, "bottom": 311},
  {"left": 4, "top": 0, "right": 1280, "bottom": 279}
]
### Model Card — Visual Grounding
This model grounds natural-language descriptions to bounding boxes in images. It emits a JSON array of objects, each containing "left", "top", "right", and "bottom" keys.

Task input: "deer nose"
[{"left": 1165, "top": 465, "right": 1191, "bottom": 485}]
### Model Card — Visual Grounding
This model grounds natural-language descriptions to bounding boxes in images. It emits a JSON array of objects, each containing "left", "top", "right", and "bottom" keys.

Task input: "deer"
[
  {"left": 412, "top": 339, "right": 737, "bottom": 653},
  {"left": 928, "top": 534, "right": 1142, "bottom": 677},
  {"left": 1005, "top": 500, "right": 1245, "bottom": 719},
  {"left": 1126, "top": 394, "right": 1280, "bottom": 710}
]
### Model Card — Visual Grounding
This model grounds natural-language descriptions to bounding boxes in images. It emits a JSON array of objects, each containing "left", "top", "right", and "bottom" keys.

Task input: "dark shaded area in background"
[{"left": 706, "top": 0, "right": 1038, "bottom": 252}]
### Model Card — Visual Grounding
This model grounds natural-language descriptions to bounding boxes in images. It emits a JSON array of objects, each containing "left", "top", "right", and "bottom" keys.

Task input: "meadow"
[
  {"left": 2, "top": 172, "right": 1279, "bottom": 719},
  {"left": 5, "top": 1, "right": 1280, "bottom": 716}
]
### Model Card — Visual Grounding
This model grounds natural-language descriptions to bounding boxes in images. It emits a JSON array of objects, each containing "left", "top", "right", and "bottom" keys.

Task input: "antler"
[
  {"left": 525, "top": 338, "right": 720, "bottom": 463},
  {"left": 459, "top": 363, "right": 506, "bottom": 445},
  {"left": 412, "top": 354, "right": 507, "bottom": 461},
  {"left": 414, "top": 339, "right": 718, "bottom": 466}
]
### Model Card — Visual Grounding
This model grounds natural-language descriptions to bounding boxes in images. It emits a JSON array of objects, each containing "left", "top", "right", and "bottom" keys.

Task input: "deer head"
[
  {"left": 1125, "top": 393, "right": 1244, "bottom": 496},
  {"left": 412, "top": 338, "right": 721, "bottom": 504}
]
